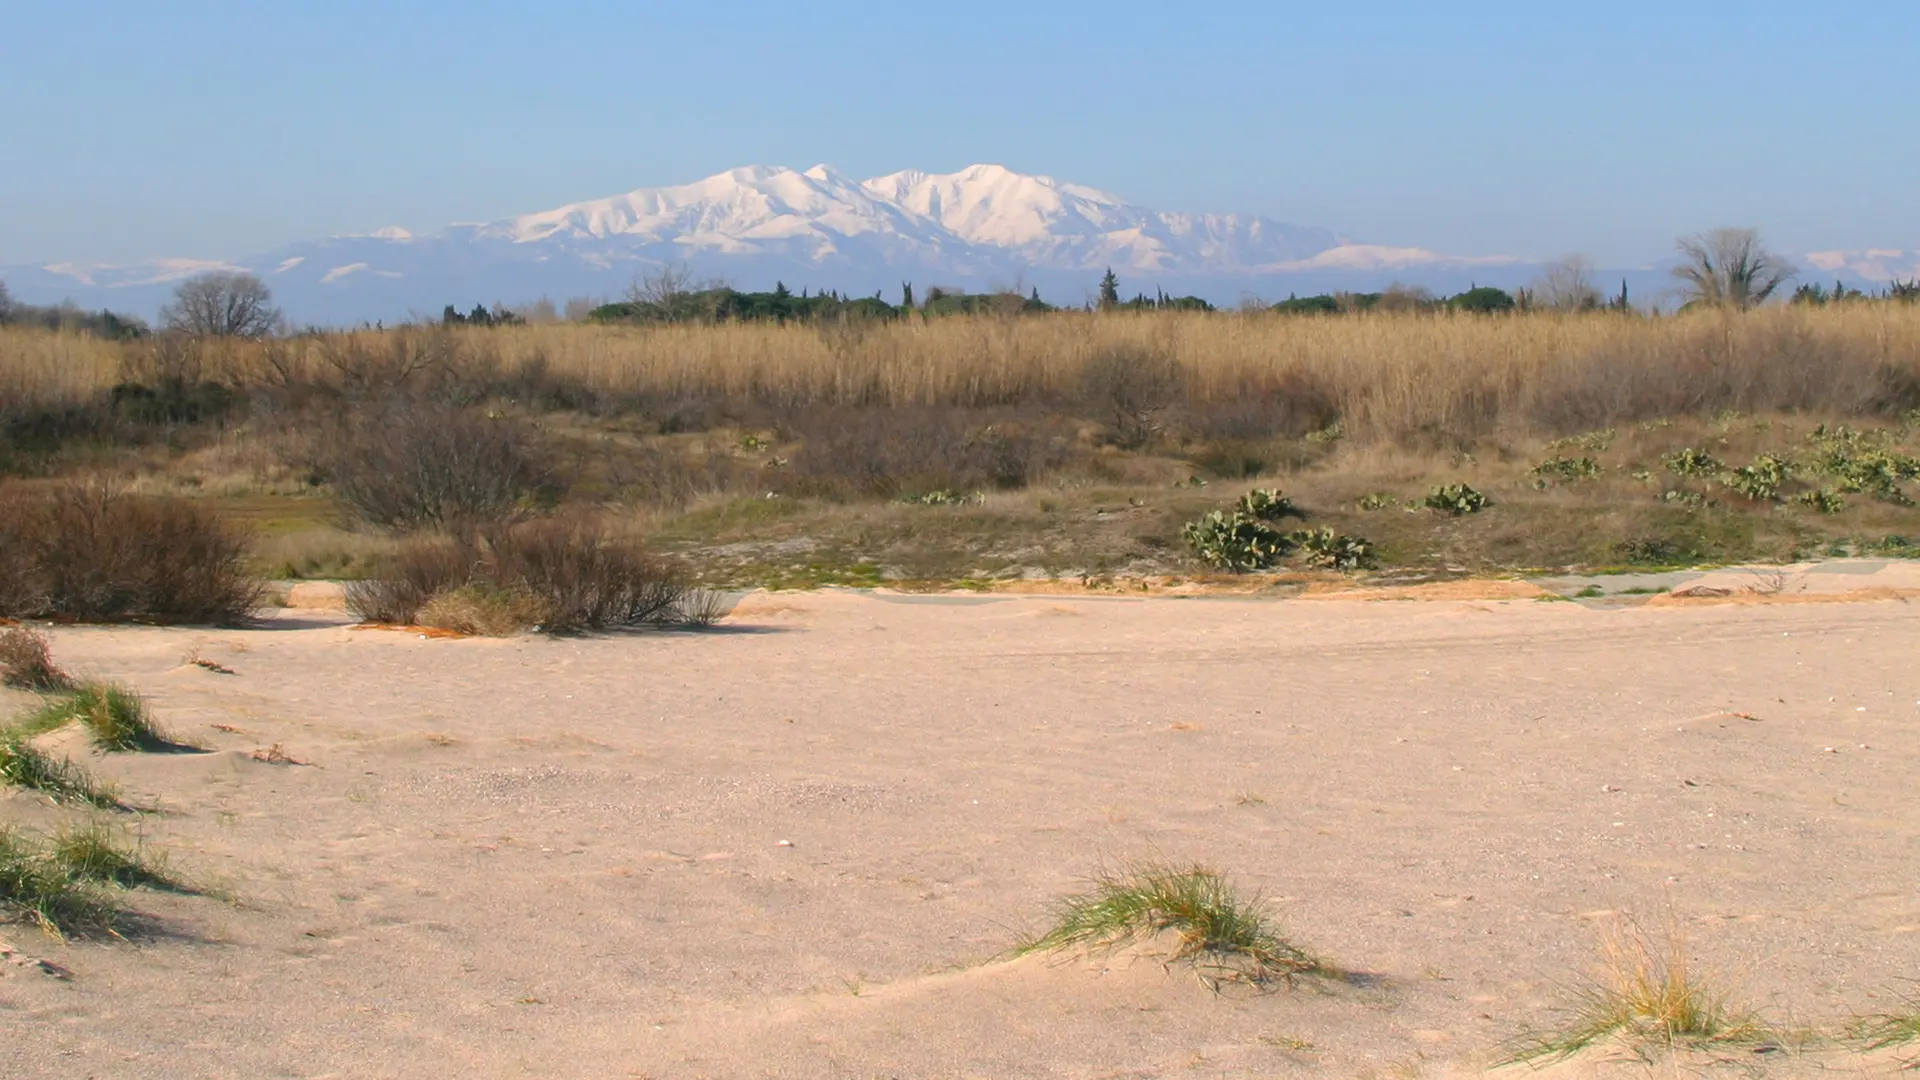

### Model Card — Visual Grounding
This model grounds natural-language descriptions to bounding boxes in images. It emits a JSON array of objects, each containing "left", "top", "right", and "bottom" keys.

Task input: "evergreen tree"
[
  {"left": 1097, "top": 268, "right": 1120, "bottom": 311},
  {"left": 901, "top": 282, "right": 915, "bottom": 309}
]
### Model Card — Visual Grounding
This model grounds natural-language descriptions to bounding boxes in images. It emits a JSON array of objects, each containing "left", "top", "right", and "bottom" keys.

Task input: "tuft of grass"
[
  {"left": 1853, "top": 998, "right": 1920, "bottom": 1054},
  {"left": 49, "top": 820, "right": 188, "bottom": 892},
  {"left": 0, "top": 626, "right": 73, "bottom": 691},
  {"left": 24, "top": 682, "right": 182, "bottom": 752},
  {"left": 0, "top": 736, "right": 123, "bottom": 808},
  {"left": 1501, "top": 917, "right": 1764, "bottom": 1064},
  {"left": 0, "top": 825, "right": 120, "bottom": 938},
  {"left": 1017, "top": 863, "right": 1321, "bottom": 988},
  {"left": 416, "top": 583, "right": 554, "bottom": 637}
]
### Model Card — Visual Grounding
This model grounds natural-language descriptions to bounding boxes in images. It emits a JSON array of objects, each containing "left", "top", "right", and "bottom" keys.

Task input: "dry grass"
[
  {"left": 6, "top": 306, "right": 1918, "bottom": 443},
  {"left": 1502, "top": 916, "right": 1766, "bottom": 1064},
  {"left": 0, "top": 626, "right": 72, "bottom": 691}
]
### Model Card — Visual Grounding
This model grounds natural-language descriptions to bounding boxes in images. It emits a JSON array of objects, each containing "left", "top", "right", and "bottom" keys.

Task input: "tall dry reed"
[{"left": 3, "top": 306, "right": 1916, "bottom": 442}]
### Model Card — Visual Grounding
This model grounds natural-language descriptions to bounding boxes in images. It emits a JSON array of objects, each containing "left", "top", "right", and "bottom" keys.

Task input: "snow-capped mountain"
[
  {"left": 1804, "top": 249, "right": 1920, "bottom": 283},
  {"left": 8, "top": 162, "right": 1837, "bottom": 325}
]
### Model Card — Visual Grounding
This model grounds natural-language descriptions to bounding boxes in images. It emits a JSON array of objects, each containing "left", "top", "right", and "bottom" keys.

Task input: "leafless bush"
[
  {"left": 1077, "top": 344, "right": 1185, "bottom": 448},
  {"left": 346, "top": 517, "right": 706, "bottom": 633},
  {"left": 308, "top": 400, "right": 556, "bottom": 530},
  {"left": 775, "top": 407, "right": 1069, "bottom": 498},
  {"left": 0, "top": 484, "right": 261, "bottom": 624},
  {"left": 0, "top": 627, "right": 73, "bottom": 691}
]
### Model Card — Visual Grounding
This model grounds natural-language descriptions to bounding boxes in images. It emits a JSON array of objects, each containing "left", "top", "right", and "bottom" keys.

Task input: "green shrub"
[
  {"left": 1796, "top": 488, "right": 1846, "bottom": 514},
  {"left": 1662, "top": 448, "right": 1724, "bottom": 477},
  {"left": 1355, "top": 492, "right": 1394, "bottom": 511},
  {"left": 1291, "top": 527, "right": 1376, "bottom": 570},
  {"left": 1182, "top": 511, "right": 1292, "bottom": 572},
  {"left": 1424, "top": 483, "right": 1489, "bottom": 515},
  {"left": 1532, "top": 456, "right": 1601, "bottom": 485},
  {"left": 1233, "top": 488, "right": 1302, "bottom": 522},
  {"left": 1720, "top": 453, "right": 1791, "bottom": 501}
]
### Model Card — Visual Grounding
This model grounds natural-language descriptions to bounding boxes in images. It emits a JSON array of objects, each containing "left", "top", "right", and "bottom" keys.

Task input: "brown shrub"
[
  {"left": 305, "top": 399, "right": 557, "bottom": 530},
  {"left": 346, "top": 517, "right": 704, "bottom": 633},
  {"left": 1076, "top": 343, "right": 1185, "bottom": 448},
  {"left": 774, "top": 407, "right": 1070, "bottom": 499},
  {"left": 0, "top": 484, "right": 261, "bottom": 624},
  {"left": 0, "top": 627, "right": 72, "bottom": 691}
]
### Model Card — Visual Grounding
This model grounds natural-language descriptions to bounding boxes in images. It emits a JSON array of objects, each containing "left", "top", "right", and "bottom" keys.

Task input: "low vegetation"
[
  {"left": 21, "top": 682, "right": 182, "bottom": 752},
  {"left": 1182, "top": 489, "right": 1374, "bottom": 572},
  {"left": 345, "top": 517, "right": 720, "bottom": 634},
  {"left": 0, "top": 626, "right": 72, "bottom": 691},
  {"left": 1502, "top": 917, "right": 1765, "bottom": 1064},
  {"left": 0, "top": 825, "right": 120, "bottom": 937},
  {"left": 1018, "top": 863, "right": 1322, "bottom": 988},
  {"left": 0, "top": 736, "right": 122, "bottom": 808},
  {"left": 0, "top": 485, "right": 261, "bottom": 624}
]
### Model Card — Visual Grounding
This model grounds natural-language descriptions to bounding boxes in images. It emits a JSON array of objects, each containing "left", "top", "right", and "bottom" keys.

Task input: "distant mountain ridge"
[{"left": 3, "top": 163, "right": 1913, "bottom": 324}]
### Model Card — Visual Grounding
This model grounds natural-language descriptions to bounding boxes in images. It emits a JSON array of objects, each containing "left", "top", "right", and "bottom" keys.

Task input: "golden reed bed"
[{"left": 4, "top": 306, "right": 1917, "bottom": 441}]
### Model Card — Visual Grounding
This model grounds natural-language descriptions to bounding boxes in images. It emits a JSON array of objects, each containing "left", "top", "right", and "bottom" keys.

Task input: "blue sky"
[{"left": 1, "top": 1, "right": 1911, "bottom": 266}]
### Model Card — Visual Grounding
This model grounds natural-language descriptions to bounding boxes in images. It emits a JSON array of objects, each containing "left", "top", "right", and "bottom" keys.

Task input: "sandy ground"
[{"left": 4, "top": 585, "right": 1920, "bottom": 1079}]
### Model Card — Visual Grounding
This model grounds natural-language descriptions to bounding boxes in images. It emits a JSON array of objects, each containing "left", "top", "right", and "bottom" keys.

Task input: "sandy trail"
[{"left": 3, "top": 591, "right": 1918, "bottom": 1078}]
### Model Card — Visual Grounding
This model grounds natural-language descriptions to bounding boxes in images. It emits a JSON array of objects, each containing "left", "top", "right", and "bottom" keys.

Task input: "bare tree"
[
  {"left": 1533, "top": 254, "right": 1603, "bottom": 310},
  {"left": 161, "top": 271, "right": 281, "bottom": 337},
  {"left": 1672, "top": 228, "right": 1795, "bottom": 310},
  {"left": 562, "top": 296, "right": 602, "bottom": 322}
]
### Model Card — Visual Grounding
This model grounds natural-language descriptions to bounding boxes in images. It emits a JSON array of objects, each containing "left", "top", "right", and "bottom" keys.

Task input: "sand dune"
[{"left": 4, "top": 590, "right": 1918, "bottom": 1078}]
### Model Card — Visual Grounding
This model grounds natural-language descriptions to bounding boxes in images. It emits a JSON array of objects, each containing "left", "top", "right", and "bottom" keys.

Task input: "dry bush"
[
  {"left": 1076, "top": 343, "right": 1185, "bottom": 448},
  {"left": 0, "top": 484, "right": 260, "bottom": 624},
  {"left": 347, "top": 516, "right": 705, "bottom": 633},
  {"left": 305, "top": 399, "right": 556, "bottom": 530},
  {"left": 774, "top": 407, "right": 1070, "bottom": 499},
  {"left": 0, "top": 628, "right": 72, "bottom": 691}
]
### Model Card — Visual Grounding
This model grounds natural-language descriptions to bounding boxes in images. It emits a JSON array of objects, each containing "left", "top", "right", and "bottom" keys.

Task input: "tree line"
[{"left": 6, "top": 226, "right": 1916, "bottom": 342}]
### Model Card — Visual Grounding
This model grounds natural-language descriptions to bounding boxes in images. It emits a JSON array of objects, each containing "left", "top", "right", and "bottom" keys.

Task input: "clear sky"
[{"left": 1, "top": 1, "right": 1911, "bottom": 266}]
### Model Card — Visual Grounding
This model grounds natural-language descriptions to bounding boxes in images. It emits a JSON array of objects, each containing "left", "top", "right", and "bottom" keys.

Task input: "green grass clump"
[
  {"left": 1502, "top": 918, "right": 1764, "bottom": 1064},
  {"left": 24, "top": 682, "right": 179, "bottom": 752},
  {"left": 50, "top": 821, "right": 184, "bottom": 891},
  {"left": 1852, "top": 998, "right": 1920, "bottom": 1053},
  {"left": 0, "top": 825, "right": 119, "bottom": 938},
  {"left": 0, "top": 736, "right": 122, "bottom": 808},
  {"left": 1018, "top": 863, "right": 1320, "bottom": 987}
]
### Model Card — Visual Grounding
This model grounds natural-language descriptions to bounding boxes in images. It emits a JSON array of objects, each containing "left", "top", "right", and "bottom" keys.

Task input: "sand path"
[{"left": 4, "top": 591, "right": 1918, "bottom": 1078}]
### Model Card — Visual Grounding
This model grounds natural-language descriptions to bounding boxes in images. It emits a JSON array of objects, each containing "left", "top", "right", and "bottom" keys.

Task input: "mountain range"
[{"left": 4, "top": 163, "right": 1916, "bottom": 325}]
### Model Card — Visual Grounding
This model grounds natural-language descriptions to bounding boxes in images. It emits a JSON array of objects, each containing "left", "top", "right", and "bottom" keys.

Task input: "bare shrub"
[
  {"left": 775, "top": 407, "right": 1069, "bottom": 498},
  {"left": 309, "top": 401, "right": 556, "bottom": 530},
  {"left": 1180, "top": 369, "right": 1339, "bottom": 442},
  {"left": 0, "top": 485, "right": 261, "bottom": 624},
  {"left": 1077, "top": 344, "right": 1185, "bottom": 448},
  {"left": 161, "top": 272, "right": 281, "bottom": 338},
  {"left": 0, "top": 627, "right": 72, "bottom": 691},
  {"left": 347, "top": 517, "right": 705, "bottom": 633},
  {"left": 1672, "top": 228, "right": 1795, "bottom": 311}
]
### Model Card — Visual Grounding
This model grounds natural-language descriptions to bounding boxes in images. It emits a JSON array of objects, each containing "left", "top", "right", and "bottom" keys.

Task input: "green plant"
[
  {"left": 25, "top": 682, "right": 177, "bottom": 752},
  {"left": 1424, "top": 483, "right": 1488, "bottom": 516},
  {"left": 1290, "top": 527, "right": 1375, "bottom": 571},
  {"left": 49, "top": 821, "right": 186, "bottom": 892},
  {"left": 0, "top": 737, "right": 122, "bottom": 808},
  {"left": 1356, "top": 492, "right": 1394, "bottom": 511},
  {"left": 0, "top": 627, "right": 71, "bottom": 691},
  {"left": 1720, "top": 453, "right": 1791, "bottom": 501},
  {"left": 1532, "top": 455, "right": 1602, "bottom": 485},
  {"left": 1796, "top": 488, "right": 1846, "bottom": 514},
  {"left": 1617, "top": 537, "right": 1684, "bottom": 565},
  {"left": 1501, "top": 918, "right": 1763, "bottom": 1064},
  {"left": 0, "top": 825, "right": 119, "bottom": 938},
  {"left": 1663, "top": 448, "right": 1724, "bottom": 477},
  {"left": 1233, "top": 488, "right": 1302, "bottom": 522},
  {"left": 1661, "top": 489, "right": 1706, "bottom": 509},
  {"left": 1018, "top": 863, "right": 1320, "bottom": 987},
  {"left": 1853, "top": 1000, "right": 1920, "bottom": 1052},
  {"left": 1182, "top": 511, "right": 1292, "bottom": 572},
  {"left": 899, "top": 489, "right": 980, "bottom": 506}
]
